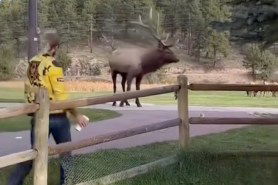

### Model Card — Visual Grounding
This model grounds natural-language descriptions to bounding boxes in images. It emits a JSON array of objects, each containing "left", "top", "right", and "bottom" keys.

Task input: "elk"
[
  {"left": 247, "top": 81, "right": 259, "bottom": 97},
  {"left": 106, "top": 19, "right": 179, "bottom": 107}
]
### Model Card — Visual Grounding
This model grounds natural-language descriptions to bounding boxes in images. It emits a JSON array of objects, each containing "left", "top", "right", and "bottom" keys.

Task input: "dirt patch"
[
  {"left": 0, "top": 81, "right": 24, "bottom": 89},
  {"left": 9, "top": 41, "right": 270, "bottom": 91},
  {"left": 64, "top": 81, "right": 163, "bottom": 92},
  {"left": 67, "top": 41, "right": 256, "bottom": 84}
]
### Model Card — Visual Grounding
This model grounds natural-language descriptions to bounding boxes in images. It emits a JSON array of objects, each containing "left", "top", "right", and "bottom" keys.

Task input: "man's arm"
[
  {"left": 48, "top": 65, "right": 89, "bottom": 127},
  {"left": 48, "top": 66, "right": 68, "bottom": 101}
]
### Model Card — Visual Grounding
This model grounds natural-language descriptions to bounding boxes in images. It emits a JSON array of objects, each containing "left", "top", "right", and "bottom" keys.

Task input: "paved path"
[{"left": 0, "top": 103, "right": 277, "bottom": 156}]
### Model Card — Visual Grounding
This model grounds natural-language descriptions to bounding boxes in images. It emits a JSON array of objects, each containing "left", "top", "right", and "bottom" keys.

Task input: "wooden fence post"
[
  {"left": 33, "top": 88, "right": 50, "bottom": 185},
  {"left": 177, "top": 75, "right": 189, "bottom": 151}
]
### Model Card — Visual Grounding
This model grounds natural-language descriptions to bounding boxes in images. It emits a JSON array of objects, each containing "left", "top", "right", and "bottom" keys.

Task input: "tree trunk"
[
  {"left": 252, "top": 64, "right": 256, "bottom": 80},
  {"left": 213, "top": 46, "right": 217, "bottom": 67},
  {"left": 16, "top": 38, "right": 20, "bottom": 58},
  {"left": 195, "top": 48, "right": 201, "bottom": 63},
  {"left": 124, "top": 20, "right": 129, "bottom": 36}
]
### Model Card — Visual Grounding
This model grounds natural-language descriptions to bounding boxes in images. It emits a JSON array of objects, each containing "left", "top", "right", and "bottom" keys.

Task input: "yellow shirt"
[{"left": 24, "top": 53, "right": 69, "bottom": 113}]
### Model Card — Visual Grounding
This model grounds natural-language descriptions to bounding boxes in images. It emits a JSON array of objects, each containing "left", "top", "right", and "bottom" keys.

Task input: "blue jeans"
[{"left": 8, "top": 114, "right": 72, "bottom": 185}]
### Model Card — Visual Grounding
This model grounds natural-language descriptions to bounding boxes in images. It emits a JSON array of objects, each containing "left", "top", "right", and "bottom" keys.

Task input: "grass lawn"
[
  {"left": 1, "top": 87, "right": 278, "bottom": 107},
  {"left": 0, "top": 126, "right": 277, "bottom": 185},
  {"left": 0, "top": 108, "right": 121, "bottom": 132},
  {"left": 141, "top": 91, "right": 278, "bottom": 107}
]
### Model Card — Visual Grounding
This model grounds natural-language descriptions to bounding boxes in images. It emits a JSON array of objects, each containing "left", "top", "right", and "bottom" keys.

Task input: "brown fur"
[{"left": 109, "top": 42, "right": 179, "bottom": 107}]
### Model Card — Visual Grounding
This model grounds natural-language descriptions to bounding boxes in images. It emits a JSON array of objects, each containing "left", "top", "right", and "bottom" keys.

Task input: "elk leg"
[
  {"left": 254, "top": 91, "right": 258, "bottom": 97},
  {"left": 112, "top": 71, "right": 117, "bottom": 106},
  {"left": 135, "top": 75, "right": 143, "bottom": 107},
  {"left": 119, "top": 73, "right": 130, "bottom": 107},
  {"left": 124, "top": 74, "right": 134, "bottom": 106},
  {"left": 123, "top": 73, "right": 130, "bottom": 106},
  {"left": 246, "top": 91, "right": 250, "bottom": 97}
]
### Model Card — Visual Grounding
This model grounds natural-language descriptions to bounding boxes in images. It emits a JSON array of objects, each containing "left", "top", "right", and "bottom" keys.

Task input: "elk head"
[
  {"left": 130, "top": 16, "right": 179, "bottom": 64},
  {"left": 156, "top": 37, "right": 179, "bottom": 64}
]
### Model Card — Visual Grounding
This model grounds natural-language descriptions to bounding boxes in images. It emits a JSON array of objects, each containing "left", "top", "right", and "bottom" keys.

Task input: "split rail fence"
[{"left": 0, "top": 75, "right": 278, "bottom": 185}]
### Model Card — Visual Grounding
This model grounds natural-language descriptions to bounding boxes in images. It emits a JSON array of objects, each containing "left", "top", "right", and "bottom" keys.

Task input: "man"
[{"left": 8, "top": 33, "right": 89, "bottom": 185}]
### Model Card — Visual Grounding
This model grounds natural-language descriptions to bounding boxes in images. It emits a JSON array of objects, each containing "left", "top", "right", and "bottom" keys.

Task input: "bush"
[
  {"left": 259, "top": 50, "right": 278, "bottom": 80},
  {"left": 90, "top": 63, "right": 102, "bottom": 76},
  {"left": 0, "top": 45, "right": 17, "bottom": 80},
  {"left": 56, "top": 49, "right": 72, "bottom": 72},
  {"left": 243, "top": 44, "right": 278, "bottom": 80},
  {"left": 146, "top": 69, "right": 167, "bottom": 84}
]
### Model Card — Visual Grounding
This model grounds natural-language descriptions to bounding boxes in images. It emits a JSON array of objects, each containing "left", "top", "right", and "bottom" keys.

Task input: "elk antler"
[
  {"left": 162, "top": 34, "right": 180, "bottom": 48},
  {"left": 163, "top": 33, "right": 170, "bottom": 43},
  {"left": 129, "top": 15, "right": 162, "bottom": 43},
  {"left": 129, "top": 15, "right": 177, "bottom": 48}
]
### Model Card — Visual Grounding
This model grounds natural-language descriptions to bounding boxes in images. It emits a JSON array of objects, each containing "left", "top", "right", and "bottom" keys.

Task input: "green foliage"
[
  {"left": 56, "top": 49, "right": 72, "bottom": 71},
  {"left": 155, "top": 0, "right": 232, "bottom": 63},
  {"left": 0, "top": 0, "right": 28, "bottom": 57},
  {"left": 243, "top": 44, "right": 278, "bottom": 80},
  {"left": 0, "top": 21, "right": 13, "bottom": 45},
  {"left": 206, "top": 30, "right": 231, "bottom": 66},
  {"left": 213, "top": 0, "right": 278, "bottom": 48},
  {"left": 0, "top": 0, "right": 234, "bottom": 64},
  {"left": 0, "top": 45, "right": 17, "bottom": 80},
  {"left": 258, "top": 50, "right": 278, "bottom": 80}
]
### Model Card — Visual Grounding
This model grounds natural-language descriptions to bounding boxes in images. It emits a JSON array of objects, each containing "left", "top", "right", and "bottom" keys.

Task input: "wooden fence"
[{"left": 0, "top": 75, "right": 278, "bottom": 185}]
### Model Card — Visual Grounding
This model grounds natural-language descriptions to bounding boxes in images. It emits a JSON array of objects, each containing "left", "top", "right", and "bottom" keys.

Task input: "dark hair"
[
  {"left": 45, "top": 32, "right": 60, "bottom": 50},
  {"left": 49, "top": 40, "right": 60, "bottom": 50}
]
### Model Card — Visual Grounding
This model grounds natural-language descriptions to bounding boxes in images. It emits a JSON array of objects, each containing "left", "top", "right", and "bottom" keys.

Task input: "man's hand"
[
  {"left": 67, "top": 109, "right": 90, "bottom": 128},
  {"left": 76, "top": 114, "right": 90, "bottom": 128}
]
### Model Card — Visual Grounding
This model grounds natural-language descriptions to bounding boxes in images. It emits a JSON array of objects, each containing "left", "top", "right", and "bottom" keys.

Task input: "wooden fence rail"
[
  {"left": 49, "top": 118, "right": 180, "bottom": 156},
  {"left": 190, "top": 117, "right": 278, "bottom": 125},
  {"left": 50, "top": 85, "right": 180, "bottom": 111},
  {"left": 0, "top": 150, "right": 37, "bottom": 169},
  {"left": 0, "top": 103, "right": 39, "bottom": 119}
]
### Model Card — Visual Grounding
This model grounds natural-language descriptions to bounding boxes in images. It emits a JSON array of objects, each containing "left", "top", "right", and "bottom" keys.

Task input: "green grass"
[
  {"left": 0, "top": 87, "right": 107, "bottom": 103},
  {"left": 0, "top": 108, "right": 120, "bottom": 132},
  {"left": 0, "top": 87, "right": 25, "bottom": 103},
  {"left": 117, "top": 153, "right": 277, "bottom": 185},
  {"left": 1, "top": 88, "right": 278, "bottom": 107},
  {"left": 0, "top": 126, "right": 277, "bottom": 185},
  {"left": 141, "top": 91, "right": 278, "bottom": 107},
  {"left": 116, "top": 126, "right": 278, "bottom": 185}
]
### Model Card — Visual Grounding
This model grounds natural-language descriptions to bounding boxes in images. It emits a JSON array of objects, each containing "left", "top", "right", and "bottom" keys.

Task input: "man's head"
[{"left": 45, "top": 32, "right": 60, "bottom": 56}]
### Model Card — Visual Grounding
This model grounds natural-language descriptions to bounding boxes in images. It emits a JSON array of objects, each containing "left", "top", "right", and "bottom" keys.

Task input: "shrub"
[
  {"left": 0, "top": 45, "right": 17, "bottom": 80},
  {"left": 243, "top": 44, "right": 278, "bottom": 80},
  {"left": 146, "top": 68, "right": 167, "bottom": 84},
  {"left": 56, "top": 49, "right": 72, "bottom": 72},
  {"left": 90, "top": 63, "right": 102, "bottom": 76}
]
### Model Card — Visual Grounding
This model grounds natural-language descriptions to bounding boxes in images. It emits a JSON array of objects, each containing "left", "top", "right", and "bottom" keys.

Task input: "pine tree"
[
  {"left": 0, "top": 0, "right": 27, "bottom": 56},
  {"left": 213, "top": 0, "right": 278, "bottom": 48}
]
